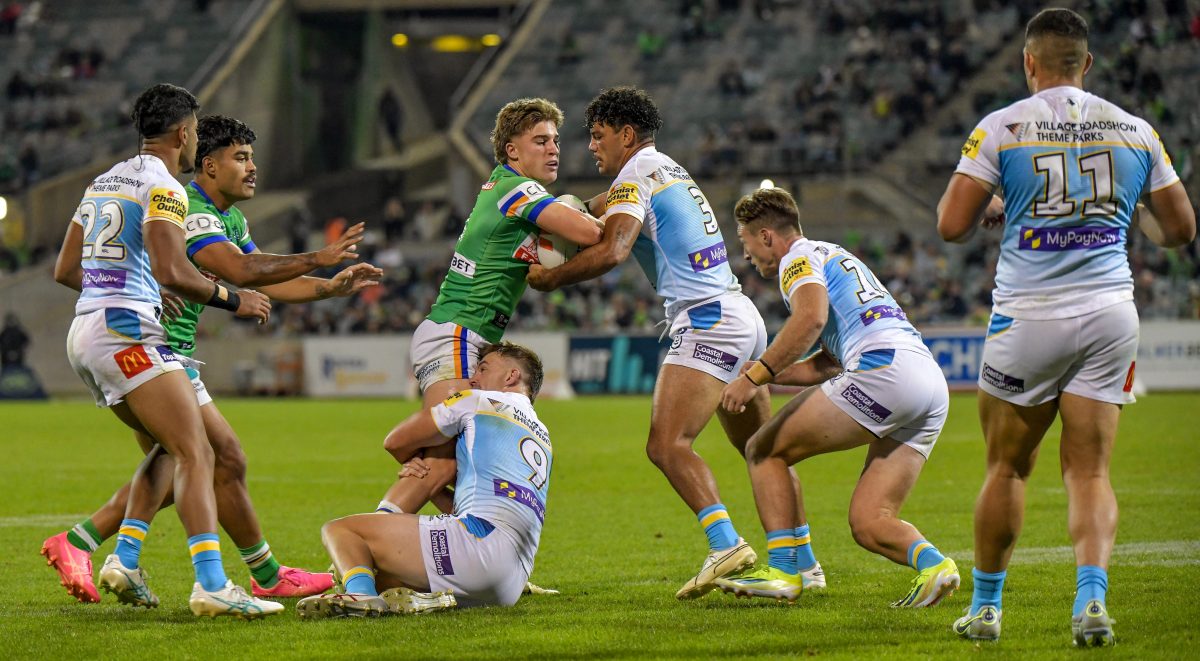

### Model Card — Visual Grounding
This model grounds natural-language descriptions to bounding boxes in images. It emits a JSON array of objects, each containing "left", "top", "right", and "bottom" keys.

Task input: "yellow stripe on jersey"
[
  {"left": 998, "top": 140, "right": 1150, "bottom": 153},
  {"left": 651, "top": 179, "right": 692, "bottom": 195},
  {"left": 84, "top": 192, "right": 142, "bottom": 204}
]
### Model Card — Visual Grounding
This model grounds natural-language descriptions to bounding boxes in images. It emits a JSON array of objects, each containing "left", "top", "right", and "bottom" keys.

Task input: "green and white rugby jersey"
[
  {"left": 164, "top": 181, "right": 257, "bottom": 356},
  {"left": 427, "top": 164, "right": 555, "bottom": 343}
]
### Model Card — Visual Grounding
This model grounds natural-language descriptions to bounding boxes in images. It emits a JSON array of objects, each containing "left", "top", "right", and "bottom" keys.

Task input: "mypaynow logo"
[
  {"left": 1018, "top": 226, "right": 1120, "bottom": 251},
  {"left": 689, "top": 243, "right": 728, "bottom": 272},
  {"left": 82, "top": 268, "right": 127, "bottom": 289}
]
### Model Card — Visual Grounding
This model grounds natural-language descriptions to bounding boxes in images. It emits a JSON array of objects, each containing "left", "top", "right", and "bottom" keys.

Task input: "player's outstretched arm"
[
  {"left": 383, "top": 409, "right": 453, "bottom": 466},
  {"left": 527, "top": 212, "right": 639, "bottom": 291},
  {"left": 536, "top": 202, "right": 603, "bottom": 246},
  {"left": 146, "top": 221, "right": 271, "bottom": 323},
  {"left": 937, "top": 173, "right": 997, "bottom": 243},
  {"left": 1142, "top": 181, "right": 1196, "bottom": 248},
  {"left": 53, "top": 222, "right": 85, "bottom": 292},
  {"left": 192, "top": 223, "right": 364, "bottom": 288},
  {"left": 258, "top": 263, "right": 383, "bottom": 303}
]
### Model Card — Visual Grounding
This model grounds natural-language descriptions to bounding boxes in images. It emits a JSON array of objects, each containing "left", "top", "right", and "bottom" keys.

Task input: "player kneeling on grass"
[
  {"left": 298, "top": 343, "right": 552, "bottom": 618},
  {"left": 714, "top": 188, "right": 959, "bottom": 607}
]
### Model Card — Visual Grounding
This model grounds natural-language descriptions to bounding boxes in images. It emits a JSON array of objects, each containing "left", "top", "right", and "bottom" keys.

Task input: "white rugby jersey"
[
  {"left": 431, "top": 389, "right": 552, "bottom": 572},
  {"left": 71, "top": 155, "right": 188, "bottom": 316},
  {"left": 955, "top": 86, "right": 1178, "bottom": 320},
  {"left": 778, "top": 238, "right": 926, "bottom": 365},
  {"left": 604, "top": 147, "right": 740, "bottom": 319}
]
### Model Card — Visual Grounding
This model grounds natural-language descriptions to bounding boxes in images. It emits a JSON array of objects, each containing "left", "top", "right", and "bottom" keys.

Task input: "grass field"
[{"left": 2, "top": 392, "right": 1197, "bottom": 659}]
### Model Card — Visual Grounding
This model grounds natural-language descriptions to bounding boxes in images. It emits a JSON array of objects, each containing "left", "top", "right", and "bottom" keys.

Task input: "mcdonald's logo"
[{"left": 113, "top": 345, "right": 153, "bottom": 379}]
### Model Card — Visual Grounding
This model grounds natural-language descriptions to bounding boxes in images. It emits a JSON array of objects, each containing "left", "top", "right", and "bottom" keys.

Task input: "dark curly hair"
[
  {"left": 195, "top": 115, "right": 257, "bottom": 171},
  {"left": 583, "top": 86, "right": 664, "bottom": 142},
  {"left": 131, "top": 83, "right": 199, "bottom": 139}
]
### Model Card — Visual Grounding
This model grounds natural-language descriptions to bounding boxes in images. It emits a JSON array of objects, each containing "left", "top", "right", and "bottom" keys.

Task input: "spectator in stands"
[
  {"left": 0, "top": 312, "right": 29, "bottom": 368},
  {"left": 717, "top": 60, "right": 748, "bottom": 96},
  {"left": 379, "top": 87, "right": 403, "bottom": 152},
  {"left": 0, "top": 2, "right": 21, "bottom": 35},
  {"left": 637, "top": 27, "right": 665, "bottom": 61}
]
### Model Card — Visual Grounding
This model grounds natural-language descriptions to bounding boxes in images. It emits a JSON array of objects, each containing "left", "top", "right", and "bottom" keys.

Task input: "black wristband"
[
  {"left": 207, "top": 283, "right": 241, "bottom": 312},
  {"left": 758, "top": 358, "right": 777, "bottom": 378}
]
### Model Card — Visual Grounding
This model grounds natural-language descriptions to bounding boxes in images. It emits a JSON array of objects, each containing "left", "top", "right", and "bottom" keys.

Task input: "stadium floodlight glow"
[
  {"left": 391, "top": 33, "right": 409, "bottom": 48},
  {"left": 481, "top": 33, "right": 502, "bottom": 47},
  {"left": 431, "top": 35, "right": 474, "bottom": 52},
  {"left": 759, "top": 178, "right": 775, "bottom": 189},
  {"left": 0, "top": 196, "right": 7, "bottom": 221}
]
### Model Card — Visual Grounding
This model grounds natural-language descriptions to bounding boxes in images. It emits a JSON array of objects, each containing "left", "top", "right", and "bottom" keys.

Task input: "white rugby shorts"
[
  {"left": 820, "top": 346, "right": 949, "bottom": 458},
  {"left": 67, "top": 306, "right": 184, "bottom": 407},
  {"left": 664, "top": 292, "right": 767, "bottom": 384},
  {"left": 410, "top": 319, "right": 488, "bottom": 393},
  {"left": 419, "top": 513, "right": 530, "bottom": 607},
  {"left": 978, "top": 300, "right": 1138, "bottom": 407}
]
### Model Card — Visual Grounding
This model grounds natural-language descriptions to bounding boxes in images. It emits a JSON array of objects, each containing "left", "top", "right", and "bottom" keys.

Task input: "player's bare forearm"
[
  {"left": 258, "top": 276, "right": 328, "bottom": 303},
  {"left": 757, "top": 284, "right": 828, "bottom": 377},
  {"left": 234, "top": 251, "right": 322, "bottom": 287},
  {"left": 53, "top": 223, "right": 85, "bottom": 291},
  {"left": 937, "top": 174, "right": 995, "bottom": 243},
  {"left": 527, "top": 214, "right": 638, "bottom": 291},
  {"left": 383, "top": 410, "right": 452, "bottom": 466},
  {"left": 775, "top": 350, "right": 842, "bottom": 386},
  {"left": 586, "top": 192, "right": 607, "bottom": 217}
]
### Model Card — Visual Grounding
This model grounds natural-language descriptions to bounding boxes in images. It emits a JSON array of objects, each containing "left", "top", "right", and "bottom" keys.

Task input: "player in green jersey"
[
  {"left": 374, "top": 98, "right": 600, "bottom": 529},
  {"left": 42, "top": 116, "right": 382, "bottom": 604}
]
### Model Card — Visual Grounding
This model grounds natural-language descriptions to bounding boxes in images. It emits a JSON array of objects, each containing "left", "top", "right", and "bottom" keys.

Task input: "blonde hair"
[
  {"left": 734, "top": 187, "right": 802, "bottom": 233},
  {"left": 490, "top": 98, "right": 563, "bottom": 164}
]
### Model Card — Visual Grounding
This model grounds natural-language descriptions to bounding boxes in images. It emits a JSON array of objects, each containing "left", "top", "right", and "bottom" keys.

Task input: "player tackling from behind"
[
  {"left": 373, "top": 98, "right": 599, "bottom": 522},
  {"left": 716, "top": 188, "right": 958, "bottom": 608},
  {"left": 50, "top": 83, "right": 278, "bottom": 617},
  {"left": 528, "top": 87, "right": 818, "bottom": 599},
  {"left": 938, "top": 8, "right": 1195, "bottom": 645},
  {"left": 297, "top": 343, "right": 551, "bottom": 617},
  {"left": 43, "top": 115, "right": 380, "bottom": 607}
]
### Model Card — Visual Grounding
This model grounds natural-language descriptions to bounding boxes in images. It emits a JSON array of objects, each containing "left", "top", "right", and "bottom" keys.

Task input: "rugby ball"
[{"left": 537, "top": 195, "right": 588, "bottom": 268}]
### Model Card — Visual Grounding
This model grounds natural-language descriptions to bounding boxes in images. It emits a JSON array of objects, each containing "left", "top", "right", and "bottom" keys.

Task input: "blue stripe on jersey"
[
  {"left": 458, "top": 326, "right": 469, "bottom": 378},
  {"left": 241, "top": 240, "right": 257, "bottom": 254},
  {"left": 987, "top": 313, "right": 1014, "bottom": 338},
  {"left": 461, "top": 514, "right": 495, "bottom": 538},
  {"left": 186, "top": 234, "right": 228, "bottom": 258},
  {"left": 687, "top": 300, "right": 722, "bottom": 330},
  {"left": 855, "top": 349, "right": 895, "bottom": 372},
  {"left": 105, "top": 308, "right": 142, "bottom": 340},
  {"left": 526, "top": 198, "right": 554, "bottom": 223}
]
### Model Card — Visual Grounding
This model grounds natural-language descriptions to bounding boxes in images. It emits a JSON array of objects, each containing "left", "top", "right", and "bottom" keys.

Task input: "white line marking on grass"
[
  {"left": 947, "top": 540, "right": 1200, "bottom": 567},
  {"left": 0, "top": 514, "right": 88, "bottom": 528}
]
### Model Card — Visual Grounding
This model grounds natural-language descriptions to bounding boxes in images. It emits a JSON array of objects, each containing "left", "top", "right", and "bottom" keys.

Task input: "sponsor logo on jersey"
[
  {"left": 840, "top": 383, "right": 892, "bottom": 423},
  {"left": 606, "top": 182, "right": 640, "bottom": 208},
  {"left": 692, "top": 343, "right": 738, "bottom": 372},
  {"left": 184, "top": 213, "right": 225, "bottom": 237},
  {"left": 961, "top": 128, "right": 986, "bottom": 159},
  {"left": 688, "top": 242, "right": 728, "bottom": 272},
  {"left": 148, "top": 187, "right": 187, "bottom": 225},
  {"left": 493, "top": 478, "right": 546, "bottom": 522},
  {"left": 113, "top": 345, "right": 153, "bottom": 379},
  {"left": 481, "top": 181, "right": 496, "bottom": 190},
  {"left": 781, "top": 256, "right": 813, "bottom": 291},
  {"left": 1005, "top": 122, "right": 1029, "bottom": 140},
  {"left": 1018, "top": 226, "right": 1120, "bottom": 251},
  {"left": 416, "top": 359, "right": 441, "bottom": 383},
  {"left": 449, "top": 251, "right": 477, "bottom": 278},
  {"left": 443, "top": 389, "right": 469, "bottom": 405},
  {"left": 82, "top": 268, "right": 127, "bottom": 289},
  {"left": 490, "top": 310, "right": 511, "bottom": 330},
  {"left": 1123, "top": 361, "right": 1136, "bottom": 393},
  {"left": 981, "top": 363, "right": 1024, "bottom": 393},
  {"left": 429, "top": 529, "right": 455, "bottom": 575},
  {"left": 512, "top": 233, "right": 538, "bottom": 264},
  {"left": 154, "top": 345, "right": 179, "bottom": 363},
  {"left": 860, "top": 305, "right": 907, "bottom": 326}
]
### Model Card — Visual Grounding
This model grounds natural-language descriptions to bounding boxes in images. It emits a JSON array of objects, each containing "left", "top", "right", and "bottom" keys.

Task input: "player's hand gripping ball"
[{"left": 537, "top": 194, "right": 589, "bottom": 268}]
